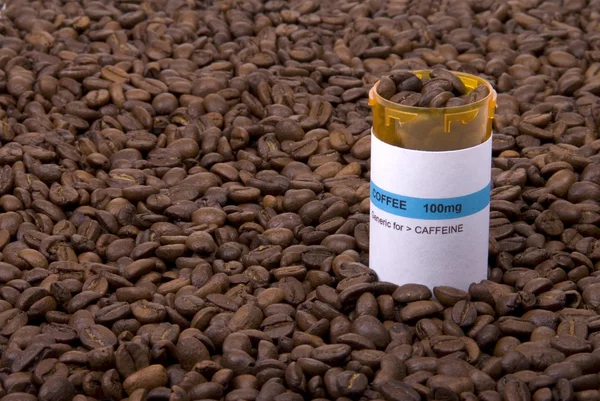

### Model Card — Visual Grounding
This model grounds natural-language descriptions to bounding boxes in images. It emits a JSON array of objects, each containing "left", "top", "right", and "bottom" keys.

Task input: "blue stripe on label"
[{"left": 370, "top": 181, "right": 491, "bottom": 220}]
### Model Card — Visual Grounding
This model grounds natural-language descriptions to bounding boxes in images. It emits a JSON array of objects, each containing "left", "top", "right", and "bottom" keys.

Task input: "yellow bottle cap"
[{"left": 369, "top": 70, "right": 497, "bottom": 151}]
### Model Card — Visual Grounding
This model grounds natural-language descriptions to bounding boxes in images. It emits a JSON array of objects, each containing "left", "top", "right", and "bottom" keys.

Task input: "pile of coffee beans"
[
  {"left": 0, "top": 0, "right": 600, "bottom": 400},
  {"left": 376, "top": 69, "right": 490, "bottom": 108}
]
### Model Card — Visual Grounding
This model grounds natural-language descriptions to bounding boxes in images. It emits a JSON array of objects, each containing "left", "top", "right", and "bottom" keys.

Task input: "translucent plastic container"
[
  {"left": 369, "top": 70, "right": 497, "bottom": 152},
  {"left": 368, "top": 70, "right": 497, "bottom": 290}
]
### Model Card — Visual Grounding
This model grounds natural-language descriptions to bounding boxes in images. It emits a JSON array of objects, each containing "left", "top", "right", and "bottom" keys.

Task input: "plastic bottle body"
[{"left": 369, "top": 70, "right": 497, "bottom": 290}]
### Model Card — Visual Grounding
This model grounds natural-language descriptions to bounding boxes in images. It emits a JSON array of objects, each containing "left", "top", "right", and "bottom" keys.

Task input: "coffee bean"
[
  {"left": 400, "top": 300, "right": 444, "bottom": 321},
  {"left": 380, "top": 379, "right": 421, "bottom": 401},
  {"left": 351, "top": 315, "right": 390, "bottom": 349},
  {"left": 38, "top": 377, "right": 76, "bottom": 401},
  {"left": 115, "top": 342, "right": 152, "bottom": 378},
  {"left": 373, "top": 71, "right": 488, "bottom": 108},
  {"left": 377, "top": 77, "right": 396, "bottom": 100},
  {"left": 79, "top": 324, "right": 117, "bottom": 349},
  {"left": 336, "top": 371, "right": 368, "bottom": 397},
  {"left": 311, "top": 344, "right": 351, "bottom": 365},
  {"left": 451, "top": 300, "right": 477, "bottom": 327},
  {"left": 393, "top": 284, "right": 433, "bottom": 303},
  {"left": 0, "top": 2, "right": 599, "bottom": 401},
  {"left": 261, "top": 313, "right": 296, "bottom": 339},
  {"left": 434, "top": 286, "right": 469, "bottom": 306},
  {"left": 503, "top": 380, "right": 531, "bottom": 401},
  {"left": 431, "top": 69, "right": 467, "bottom": 94},
  {"left": 122, "top": 364, "right": 168, "bottom": 395}
]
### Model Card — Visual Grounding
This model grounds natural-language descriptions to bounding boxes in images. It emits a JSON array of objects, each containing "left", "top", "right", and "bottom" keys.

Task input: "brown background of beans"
[{"left": 0, "top": 0, "right": 600, "bottom": 401}]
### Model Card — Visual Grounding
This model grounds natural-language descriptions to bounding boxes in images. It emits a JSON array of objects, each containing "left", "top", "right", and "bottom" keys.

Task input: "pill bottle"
[{"left": 369, "top": 70, "right": 497, "bottom": 290}]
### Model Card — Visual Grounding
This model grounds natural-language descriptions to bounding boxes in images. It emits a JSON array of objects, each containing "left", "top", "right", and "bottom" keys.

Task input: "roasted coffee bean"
[
  {"left": 122, "top": 364, "right": 168, "bottom": 395},
  {"left": 374, "top": 71, "right": 489, "bottom": 108},
  {"left": 451, "top": 300, "right": 477, "bottom": 327},
  {"left": 336, "top": 370, "right": 369, "bottom": 397},
  {"left": 503, "top": 380, "right": 531, "bottom": 401},
  {"left": 79, "top": 324, "right": 118, "bottom": 349},
  {"left": 377, "top": 77, "right": 396, "bottom": 100},
  {"left": 1, "top": 1, "right": 600, "bottom": 401},
  {"left": 380, "top": 379, "right": 421, "bottom": 401},
  {"left": 38, "top": 377, "right": 76, "bottom": 401},
  {"left": 311, "top": 344, "right": 351, "bottom": 365},
  {"left": 400, "top": 300, "right": 444, "bottom": 321}
]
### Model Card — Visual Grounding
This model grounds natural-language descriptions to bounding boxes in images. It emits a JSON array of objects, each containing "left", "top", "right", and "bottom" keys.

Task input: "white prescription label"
[{"left": 369, "top": 132, "right": 492, "bottom": 291}]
